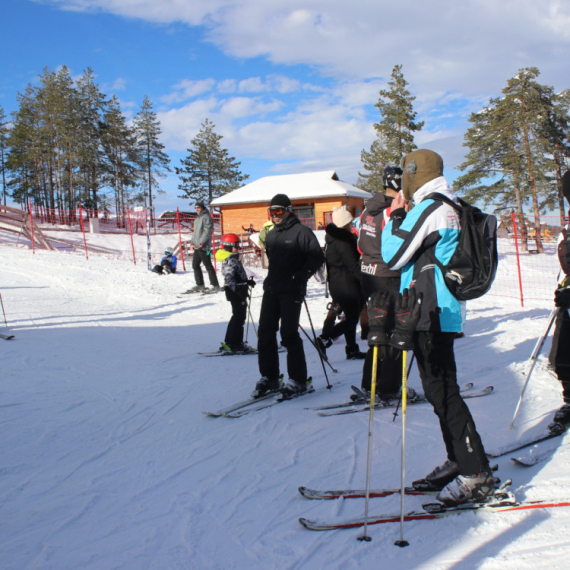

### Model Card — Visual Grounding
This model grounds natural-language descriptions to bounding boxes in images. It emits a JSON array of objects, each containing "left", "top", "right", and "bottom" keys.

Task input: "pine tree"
[
  {"left": 358, "top": 65, "right": 423, "bottom": 193},
  {"left": 100, "top": 95, "right": 138, "bottom": 216},
  {"left": 0, "top": 105, "right": 9, "bottom": 206},
  {"left": 133, "top": 95, "right": 170, "bottom": 214},
  {"left": 176, "top": 118, "right": 249, "bottom": 205},
  {"left": 76, "top": 68, "right": 107, "bottom": 210},
  {"left": 456, "top": 68, "right": 564, "bottom": 253}
]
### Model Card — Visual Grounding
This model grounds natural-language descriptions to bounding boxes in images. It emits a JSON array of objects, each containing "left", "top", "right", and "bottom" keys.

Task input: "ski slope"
[{"left": 1, "top": 246, "right": 570, "bottom": 570}]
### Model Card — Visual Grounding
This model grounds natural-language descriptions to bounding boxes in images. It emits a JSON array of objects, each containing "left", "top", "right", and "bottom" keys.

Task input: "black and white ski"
[
  {"left": 487, "top": 423, "right": 568, "bottom": 458},
  {"left": 307, "top": 383, "right": 474, "bottom": 411},
  {"left": 199, "top": 349, "right": 257, "bottom": 357},
  {"left": 203, "top": 391, "right": 279, "bottom": 417},
  {"left": 298, "top": 486, "right": 434, "bottom": 500},
  {"left": 317, "top": 386, "right": 493, "bottom": 417},
  {"left": 224, "top": 381, "right": 340, "bottom": 418}
]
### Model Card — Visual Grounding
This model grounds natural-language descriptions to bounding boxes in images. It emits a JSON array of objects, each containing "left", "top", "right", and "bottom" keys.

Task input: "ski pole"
[
  {"left": 357, "top": 345, "right": 379, "bottom": 542},
  {"left": 510, "top": 306, "right": 559, "bottom": 428},
  {"left": 245, "top": 287, "right": 253, "bottom": 344},
  {"left": 0, "top": 290, "right": 7, "bottom": 327},
  {"left": 392, "top": 352, "right": 415, "bottom": 422},
  {"left": 247, "top": 299, "right": 259, "bottom": 340},
  {"left": 303, "top": 299, "right": 332, "bottom": 389},
  {"left": 298, "top": 324, "right": 338, "bottom": 373},
  {"left": 394, "top": 350, "right": 409, "bottom": 548}
]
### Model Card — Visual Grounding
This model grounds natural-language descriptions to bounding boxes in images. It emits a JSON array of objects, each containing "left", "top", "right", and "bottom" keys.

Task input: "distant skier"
[
  {"left": 188, "top": 201, "right": 220, "bottom": 293},
  {"left": 151, "top": 247, "right": 177, "bottom": 275},
  {"left": 381, "top": 149, "right": 493, "bottom": 506},
  {"left": 548, "top": 170, "right": 570, "bottom": 429},
  {"left": 215, "top": 233, "right": 255, "bottom": 354}
]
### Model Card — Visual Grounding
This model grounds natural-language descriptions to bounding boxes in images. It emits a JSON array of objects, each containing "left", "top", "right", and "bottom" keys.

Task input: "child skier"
[
  {"left": 215, "top": 233, "right": 255, "bottom": 354},
  {"left": 151, "top": 247, "right": 177, "bottom": 275}
]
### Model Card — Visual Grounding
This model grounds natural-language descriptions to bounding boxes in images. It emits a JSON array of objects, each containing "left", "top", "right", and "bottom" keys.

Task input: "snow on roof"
[{"left": 210, "top": 170, "right": 371, "bottom": 207}]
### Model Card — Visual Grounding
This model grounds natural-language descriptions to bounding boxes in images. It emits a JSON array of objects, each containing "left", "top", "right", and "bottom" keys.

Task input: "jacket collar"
[{"left": 413, "top": 176, "right": 458, "bottom": 205}]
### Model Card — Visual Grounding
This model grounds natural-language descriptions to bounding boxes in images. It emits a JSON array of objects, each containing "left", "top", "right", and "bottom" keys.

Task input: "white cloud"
[
  {"left": 161, "top": 78, "right": 216, "bottom": 103},
  {"left": 45, "top": 0, "right": 570, "bottom": 97}
]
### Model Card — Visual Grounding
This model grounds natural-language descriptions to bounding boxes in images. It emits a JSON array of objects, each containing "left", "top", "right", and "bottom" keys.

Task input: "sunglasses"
[{"left": 269, "top": 208, "right": 285, "bottom": 217}]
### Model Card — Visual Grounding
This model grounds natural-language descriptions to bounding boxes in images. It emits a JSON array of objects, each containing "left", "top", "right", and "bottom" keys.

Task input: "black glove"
[
  {"left": 247, "top": 278, "right": 256, "bottom": 288},
  {"left": 389, "top": 288, "right": 422, "bottom": 352},
  {"left": 367, "top": 291, "right": 392, "bottom": 357},
  {"left": 555, "top": 286, "right": 570, "bottom": 309}
]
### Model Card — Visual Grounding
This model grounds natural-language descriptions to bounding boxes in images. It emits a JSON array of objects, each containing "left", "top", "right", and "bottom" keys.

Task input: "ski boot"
[
  {"left": 185, "top": 284, "right": 206, "bottom": 294},
  {"left": 279, "top": 378, "right": 312, "bottom": 400},
  {"left": 413, "top": 459, "right": 460, "bottom": 491},
  {"left": 436, "top": 469, "right": 495, "bottom": 506},
  {"left": 549, "top": 403, "right": 570, "bottom": 432},
  {"left": 345, "top": 345, "right": 366, "bottom": 360},
  {"left": 251, "top": 376, "right": 282, "bottom": 399}
]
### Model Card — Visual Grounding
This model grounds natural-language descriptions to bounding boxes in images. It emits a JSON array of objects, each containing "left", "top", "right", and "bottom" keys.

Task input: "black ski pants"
[
  {"left": 192, "top": 249, "right": 219, "bottom": 288},
  {"left": 225, "top": 291, "right": 247, "bottom": 349},
  {"left": 414, "top": 331, "right": 489, "bottom": 476},
  {"left": 258, "top": 291, "right": 307, "bottom": 383},
  {"left": 549, "top": 308, "right": 570, "bottom": 401},
  {"left": 361, "top": 275, "right": 402, "bottom": 396}
]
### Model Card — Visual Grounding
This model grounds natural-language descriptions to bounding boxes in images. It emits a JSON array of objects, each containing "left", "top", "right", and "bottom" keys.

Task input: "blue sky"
[{"left": 2, "top": 0, "right": 570, "bottom": 212}]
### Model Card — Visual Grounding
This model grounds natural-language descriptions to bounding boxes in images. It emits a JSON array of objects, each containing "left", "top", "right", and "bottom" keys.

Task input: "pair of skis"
[
  {"left": 311, "top": 383, "right": 493, "bottom": 417},
  {"left": 203, "top": 380, "right": 338, "bottom": 418},
  {"left": 298, "top": 480, "right": 570, "bottom": 530}
]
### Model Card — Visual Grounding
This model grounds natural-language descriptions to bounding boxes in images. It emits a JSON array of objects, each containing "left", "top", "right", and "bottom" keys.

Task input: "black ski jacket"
[
  {"left": 264, "top": 214, "right": 325, "bottom": 296},
  {"left": 325, "top": 223, "right": 361, "bottom": 303},
  {"left": 358, "top": 193, "right": 400, "bottom": 279}
]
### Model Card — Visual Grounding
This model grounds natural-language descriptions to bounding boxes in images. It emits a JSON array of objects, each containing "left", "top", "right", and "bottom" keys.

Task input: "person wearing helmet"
[
  {"left": 252, "top": 193, "right": 325, "bottom": 399},
  {"left": 381, "top": 149, "right": 493, "bottom": 506},
  {"left": 151, "top": 247, "right": 178, "bottom": 275},
  {"left": 215, "top": 233, "right": 256, "bottom": 354},
  {"left": 356, "top": 165, "right": 405, "bottom": 400}
]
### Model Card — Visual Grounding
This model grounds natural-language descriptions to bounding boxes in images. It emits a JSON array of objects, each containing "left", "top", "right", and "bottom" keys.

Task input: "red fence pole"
[
  {"left": 126, "top": 206, "right": 136, "bottom": 265},
  {"left": 79, "top": 204, "right": 89, "bottom": 260},
  {"left": 28, "top": 199, "right": 36, "bottom": 254},
  {"left": 211, "top": 210, "right": 217, "bottom": 274},
  {"left": 511, "top": 210, "right": 524, "bottom": 307},
  {"left": 176, "top": 207, "right": 186, "bottom": 271}
]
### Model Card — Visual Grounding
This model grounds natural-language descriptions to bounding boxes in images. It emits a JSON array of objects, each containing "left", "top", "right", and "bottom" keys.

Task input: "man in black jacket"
[
  {"left": 357, "top": 166, "right": 405, "bottom": 399},
  {"left": 252, "top": 194, "right": 325, "bottom": 399}
]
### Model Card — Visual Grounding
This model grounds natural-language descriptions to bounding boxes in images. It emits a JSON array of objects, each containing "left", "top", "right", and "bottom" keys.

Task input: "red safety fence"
[{"left": 1, "top": 205, "right": 566, "bottom": 305}]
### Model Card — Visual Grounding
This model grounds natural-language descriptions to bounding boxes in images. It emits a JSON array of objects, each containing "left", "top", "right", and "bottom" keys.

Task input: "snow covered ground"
[{"left": 1, "top": 246, "right": 570, "bottom": 570}]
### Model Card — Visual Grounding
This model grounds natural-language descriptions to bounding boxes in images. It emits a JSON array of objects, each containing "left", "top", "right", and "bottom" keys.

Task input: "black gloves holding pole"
[{"left": 367, "top": 288, "right": 422, "bottom": 358}]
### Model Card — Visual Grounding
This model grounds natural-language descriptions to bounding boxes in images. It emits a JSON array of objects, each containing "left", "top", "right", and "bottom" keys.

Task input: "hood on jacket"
[
  {"left": 325, "top": 223, "right": 357, "bottom": 245},
  {"left": 413, "top": 176, "right": 458, "bottom": 205},
  {"left": 363, "top": 192, "right": 393, "bottom": 216}
]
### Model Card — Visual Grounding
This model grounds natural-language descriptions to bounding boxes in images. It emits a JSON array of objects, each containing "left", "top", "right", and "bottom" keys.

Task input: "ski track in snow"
[{"left": 1, "top": 247, "right": 570, "bottom": 569}]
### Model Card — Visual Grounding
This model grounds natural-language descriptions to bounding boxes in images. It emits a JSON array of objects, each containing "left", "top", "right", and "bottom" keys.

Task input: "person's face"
[
  {"left": 269, "top": 207, "right": 290, "bottom": 224},
  {"left": 196, "top": 205, "right": 203, "bottom": 214}
]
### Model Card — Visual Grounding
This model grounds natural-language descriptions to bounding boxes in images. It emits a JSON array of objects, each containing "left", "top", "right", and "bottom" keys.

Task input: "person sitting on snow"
[
  {"left": 152, "top": 247, "right": 177, "bottom": 275},
  {"left": 214, "top": 233, "right": 256, "bottom": 354}
]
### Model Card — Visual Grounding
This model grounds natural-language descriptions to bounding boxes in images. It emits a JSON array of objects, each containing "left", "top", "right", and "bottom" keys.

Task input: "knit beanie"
[
  {"left": 269, "top": 193, "right": 293, "bottom": 212},
  {"left": 400, "top": 149, "right": 444, "bottom": 200},
  {"left": 195, "top": 200, "right": 206, "bottom": 209},
  {"left": 332, "top": 206, "right": 353, "bottom": 228},
  {"left": 563, "top": 171, "right": 570, "bottom": 203}
]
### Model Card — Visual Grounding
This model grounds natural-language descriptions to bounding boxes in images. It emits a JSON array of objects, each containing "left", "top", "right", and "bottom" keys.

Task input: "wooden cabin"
[{"left": 210, "top": 171, "right": 371, "bottom": 234}]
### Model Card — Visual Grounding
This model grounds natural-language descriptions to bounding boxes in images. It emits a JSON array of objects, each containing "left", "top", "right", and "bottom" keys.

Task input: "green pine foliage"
[
  {"left": 0, "top": 105, "right": 8, "bottom": 206},
  {"left": 176, "top": 118, "right": 249, "bottom": 206},
  {"left": 4, "top": 67, "right": 169, "bottom": 214},
  {"left": 358, "top": 65, "right": 424, "bottom": 193},
  {"left": 455, "top": 67, "right": 570, "bottom": 253},
  {"left": 133, "top": 95, "right": 171, "bottom": 214}
]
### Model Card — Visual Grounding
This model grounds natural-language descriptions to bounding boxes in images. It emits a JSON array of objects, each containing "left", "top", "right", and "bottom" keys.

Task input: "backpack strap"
[
  {"left": 425, "top": 192, "right": 463, "bottom": 213},
  {"left": 422, "top": 193, "right": 462, "bottom": 275}
]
